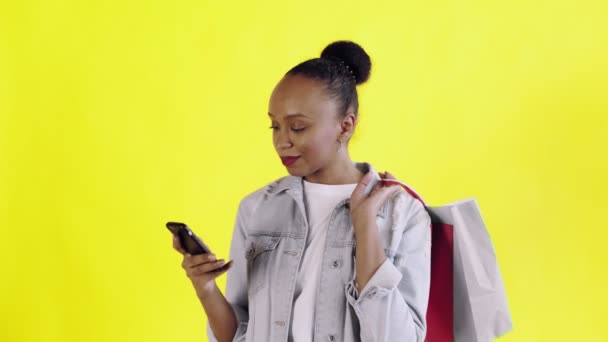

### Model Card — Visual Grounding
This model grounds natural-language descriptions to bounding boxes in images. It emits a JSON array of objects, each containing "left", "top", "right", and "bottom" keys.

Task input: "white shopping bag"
[{"left": 427, "top": 198, "right": 513, "bottom": 342}]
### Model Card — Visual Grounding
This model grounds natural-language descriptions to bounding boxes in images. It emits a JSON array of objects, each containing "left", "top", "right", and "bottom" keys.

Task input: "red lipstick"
[{"left": 280, "top": 156, "right": 300, "bottom": 167}]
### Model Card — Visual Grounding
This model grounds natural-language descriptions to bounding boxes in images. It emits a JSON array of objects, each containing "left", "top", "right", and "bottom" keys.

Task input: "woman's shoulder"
[
  {"left": 236, "top": 175, "right": 296, "bottom": 214},
  {"left": 389, "top": 184, "right": 430, "bottom": 229}
]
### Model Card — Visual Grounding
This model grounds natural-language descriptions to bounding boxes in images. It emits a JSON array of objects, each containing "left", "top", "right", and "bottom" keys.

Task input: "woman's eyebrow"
[{"left": 268, "top": 112, "right": 308, "bottom": 118}]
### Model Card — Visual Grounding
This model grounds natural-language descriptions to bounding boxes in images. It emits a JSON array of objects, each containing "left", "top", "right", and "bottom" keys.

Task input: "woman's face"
[{"left": 268, "top": 74, "right": 344, "bottom": 178}]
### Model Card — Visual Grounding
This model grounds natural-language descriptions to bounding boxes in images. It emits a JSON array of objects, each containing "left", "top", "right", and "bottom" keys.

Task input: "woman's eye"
[{"left": 268, "top": 124, "right": 305, "bottom": 132}]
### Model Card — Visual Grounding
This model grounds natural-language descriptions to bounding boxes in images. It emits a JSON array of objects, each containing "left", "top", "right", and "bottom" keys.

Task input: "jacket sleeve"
[
  {"left": 207, "top": 197, "right": 251, "bottom": 342},
  {"left": 345, "top": 198, "right": 432, "bottom": 342}
]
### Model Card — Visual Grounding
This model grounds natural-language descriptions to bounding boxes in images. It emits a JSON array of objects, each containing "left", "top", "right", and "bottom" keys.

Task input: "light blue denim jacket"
[{"left": 208, "top": 163, "right": 431, "bottom": 342}]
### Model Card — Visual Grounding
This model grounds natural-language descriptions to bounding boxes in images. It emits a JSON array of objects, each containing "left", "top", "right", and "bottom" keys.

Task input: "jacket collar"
[{"left": 265, "top": 162, "right": 389, "bottom": 218}]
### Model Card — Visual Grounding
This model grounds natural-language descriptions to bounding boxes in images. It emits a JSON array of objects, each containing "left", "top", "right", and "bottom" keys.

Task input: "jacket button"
[
  {"left": 328, "top": 335, "right": 335, "bottom": 341},
  {"left": 332, "top": 260, "right": 342, "bottom": 268}
]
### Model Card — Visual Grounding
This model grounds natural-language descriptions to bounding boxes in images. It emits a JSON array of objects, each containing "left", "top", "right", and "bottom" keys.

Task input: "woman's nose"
[
  {"left": 276, "top": 140, "right": 293, "bottom": 150},
  {"left": 275, "top": 132, "right": 293, "bottom": 150}
]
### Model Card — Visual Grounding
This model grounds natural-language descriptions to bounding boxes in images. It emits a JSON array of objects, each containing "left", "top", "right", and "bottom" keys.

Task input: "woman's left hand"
[{"left": 349, "top": 171, "right": 401, "bottom": 231}]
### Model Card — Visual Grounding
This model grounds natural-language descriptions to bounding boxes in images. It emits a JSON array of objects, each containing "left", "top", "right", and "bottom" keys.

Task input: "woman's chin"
[
  {"left": 286, "top": 169, "right": 305, "bottom": 177},
  {"left": 284, "top": 165, "right": 307, "bottom": 177}
]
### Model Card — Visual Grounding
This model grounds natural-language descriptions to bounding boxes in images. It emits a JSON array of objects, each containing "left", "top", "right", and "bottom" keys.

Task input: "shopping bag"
[{"left": 386, "top": 180, "right": 513, "bottom": 342}]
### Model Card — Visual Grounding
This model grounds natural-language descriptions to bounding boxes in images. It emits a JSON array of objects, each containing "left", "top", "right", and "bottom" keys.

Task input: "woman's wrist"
[
  {"left": 353, "top": 221, "right": 386, "bottom": 291},
  {"left": 352, "top": 217, "right": 376, "bottom": 235},
  {"left": 196, "top": 281, "right": 220, "bottom": 302}
]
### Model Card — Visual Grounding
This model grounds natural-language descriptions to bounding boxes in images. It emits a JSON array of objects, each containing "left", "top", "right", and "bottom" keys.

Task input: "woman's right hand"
[{"left": 172, "top": 234, "right": 233, "bottom": 299}]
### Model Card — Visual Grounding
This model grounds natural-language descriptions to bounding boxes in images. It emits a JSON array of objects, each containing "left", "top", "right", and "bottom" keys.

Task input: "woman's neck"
[{"left": 303, "top": 155, "right": 363, "bottom": 185}]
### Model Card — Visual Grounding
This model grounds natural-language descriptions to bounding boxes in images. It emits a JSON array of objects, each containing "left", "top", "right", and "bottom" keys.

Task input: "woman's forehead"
[{"left": 268, "top": 75, "right": 337, "bottom": 120}]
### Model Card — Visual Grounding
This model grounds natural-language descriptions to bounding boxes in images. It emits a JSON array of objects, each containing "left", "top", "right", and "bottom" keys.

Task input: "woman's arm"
[
  {"left": 173, "top": 241, "right": 237, "bottom": 342},
  {"left": 206, "top": 197, "right": 253, "bottom": 342},
  {"left": 175, "top": 195, "right": 255, "bottom": 342},
  {"left": 348, "top": 172, "right": 431, "bottom": 342},
  {"left": 349, "top": 171, "right": 402, "bottom": 291},
  {"left": 199, "top": 283, "right": 238, "bottom": 342},
  {"left": 349, "top": 205, "right": 431, "bottom": 342},
  {"left": 353, "top": 219, "right": 386, "bottom": 291}
]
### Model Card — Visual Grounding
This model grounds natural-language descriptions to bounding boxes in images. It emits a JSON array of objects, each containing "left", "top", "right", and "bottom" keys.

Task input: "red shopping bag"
[
  {"left": 426, "top": 222, "right": 454, "bottom": 342},
  {"left": 391, "top": 181, "right": 454, "bottom": 342}
]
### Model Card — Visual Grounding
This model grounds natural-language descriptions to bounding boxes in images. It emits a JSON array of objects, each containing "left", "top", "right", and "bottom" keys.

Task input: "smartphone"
[{"left": 166, "top": 221, "right": 212, "bottom": 255}]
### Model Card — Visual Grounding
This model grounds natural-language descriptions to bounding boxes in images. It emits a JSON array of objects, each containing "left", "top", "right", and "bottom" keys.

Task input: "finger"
[
  {"left": 350, "top": 171, "right": 373, "bottom": 204},
  {"left": 213, "top": 260, "right": 234, "bottom": 275},
  {"left": 211, "top": 260, "right": 234, "bottom": 274},
  {"left": 187, "top": 253, "right": 217, "bottom": 267},
  {"left": 381, "top": 178, "right": 406, "bottom": 190},
  {"left": 370, "top": 179, "right": 384, "bottom": 194},
  {"left": 181, "top": 253, "right": 216, "bottom": 269},
  {"left": 173, "top": 235, "right": 187, "bottom": 255},
  {"left": 187, "top": 259, "right": 225, "bottom": 275},
  {"left": 383, "top": 170, "right": 397, "bottom": 180},
  {"left": 188, "top": 259, "right": 229, "bottom": 276},
  {"left": 371, "top": 174, "right": 397, "bottom": 195},
  {"left": 368, "top": 184, "right": 401, "bottom": 210},
  {"left": 192, "top": 260, "right": 234, "bottom": 279}
]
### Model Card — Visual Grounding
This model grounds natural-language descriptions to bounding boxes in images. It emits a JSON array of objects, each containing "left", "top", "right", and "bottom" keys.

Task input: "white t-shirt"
[{"left": 290, "top": 180, "right": 358, "bottom": 342}]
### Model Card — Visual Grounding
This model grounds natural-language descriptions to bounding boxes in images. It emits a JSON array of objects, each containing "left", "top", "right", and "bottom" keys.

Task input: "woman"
[{"left": 172, "top": 40, "right": 432, "bottom": 342}]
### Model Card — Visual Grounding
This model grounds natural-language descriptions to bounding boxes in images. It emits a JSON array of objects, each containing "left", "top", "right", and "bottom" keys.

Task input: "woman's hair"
[{"left": 285, "top": 40, "right": 371, "bottom": 117}]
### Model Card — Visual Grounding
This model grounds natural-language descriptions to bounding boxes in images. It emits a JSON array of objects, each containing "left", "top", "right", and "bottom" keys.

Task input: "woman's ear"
[{"left": 339, "top": 112, "right": 357, "bottom": 140}]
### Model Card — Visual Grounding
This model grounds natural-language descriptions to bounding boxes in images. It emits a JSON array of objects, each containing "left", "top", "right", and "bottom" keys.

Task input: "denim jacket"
[{"left": 208, "top": 162, "right": 432, "bottom": 342}]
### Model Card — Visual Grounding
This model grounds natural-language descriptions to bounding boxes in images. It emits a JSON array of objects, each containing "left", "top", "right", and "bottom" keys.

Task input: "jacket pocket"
[{"left": 245, "top": 234, "right": 281, "bottom": 295}]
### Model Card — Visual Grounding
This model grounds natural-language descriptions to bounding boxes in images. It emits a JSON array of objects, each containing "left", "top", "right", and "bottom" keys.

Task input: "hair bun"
[{"left": 321, "top": 40, "right": 371, "bottom": 85}]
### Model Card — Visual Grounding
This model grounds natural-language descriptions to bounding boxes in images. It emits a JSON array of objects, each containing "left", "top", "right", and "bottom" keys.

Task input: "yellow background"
[{"left": 1, "top": 0, "right": 607, "bottom": 341}]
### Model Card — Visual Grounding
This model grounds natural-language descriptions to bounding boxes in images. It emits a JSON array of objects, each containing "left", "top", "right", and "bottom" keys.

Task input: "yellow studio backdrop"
[{"left": 1, "top": 0, "right": 607, "bottom": 341}]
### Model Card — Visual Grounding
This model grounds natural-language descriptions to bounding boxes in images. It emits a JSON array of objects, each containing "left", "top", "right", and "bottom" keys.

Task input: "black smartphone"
[{"left": 166, "top": 221, "right": 212, "bottom": 255}]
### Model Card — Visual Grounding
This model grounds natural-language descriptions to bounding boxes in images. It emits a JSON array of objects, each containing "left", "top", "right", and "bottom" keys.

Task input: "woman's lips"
[{"left": 280, "top": 156, "right": 300, "bottom": 167}]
